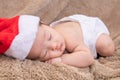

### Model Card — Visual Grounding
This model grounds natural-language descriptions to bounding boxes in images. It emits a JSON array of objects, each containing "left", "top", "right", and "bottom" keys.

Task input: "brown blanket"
[{"left": 0, "top": 0, "right": 120, "bottom": 80}]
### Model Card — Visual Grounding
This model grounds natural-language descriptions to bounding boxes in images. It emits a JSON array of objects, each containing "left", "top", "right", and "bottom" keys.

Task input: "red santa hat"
[{"left": 0, "top": 15, "right": 40, "bottom": 60}]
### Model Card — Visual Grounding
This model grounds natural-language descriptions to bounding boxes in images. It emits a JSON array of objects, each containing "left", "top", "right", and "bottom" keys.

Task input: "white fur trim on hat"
[{"left": 5, "top": 15, "right": 40, "bottom": 60}]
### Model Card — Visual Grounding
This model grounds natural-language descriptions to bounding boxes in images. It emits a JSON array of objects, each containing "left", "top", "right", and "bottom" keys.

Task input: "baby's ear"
[
  {"left": 39, "top": 21, "right": 43, "bottom": 25},
  {"left": 39, "top": 21, "right": 47, "bottom": 25}
]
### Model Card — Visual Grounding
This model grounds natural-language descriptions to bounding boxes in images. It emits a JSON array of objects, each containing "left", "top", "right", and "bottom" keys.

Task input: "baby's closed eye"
[{"left": 46, "top": 31, "right": 52, "bottom": 41}]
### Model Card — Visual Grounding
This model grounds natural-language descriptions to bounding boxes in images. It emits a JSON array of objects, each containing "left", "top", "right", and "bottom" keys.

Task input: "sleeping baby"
[{"left": 0, "top": 14, "right": 115, "bottom": 68}]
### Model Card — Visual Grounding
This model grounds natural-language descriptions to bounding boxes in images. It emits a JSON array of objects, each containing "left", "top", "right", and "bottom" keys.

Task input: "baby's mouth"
[
  {"left": 40, "top": 42, "right": 65, "bottom": 61},
  {"left": 57, "top": 42, "right": 65, "bottom": 52},
  {"left": 60, "top": 42, "right": 65, "bottom": 53}
]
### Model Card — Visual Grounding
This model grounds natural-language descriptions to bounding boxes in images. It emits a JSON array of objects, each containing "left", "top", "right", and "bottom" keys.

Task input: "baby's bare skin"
[
  {"left": 49, "top": 21, "right": 94, "bottom": 67},
  {"left": 28, "top": 21, "right": 115, "bottom": 68}
]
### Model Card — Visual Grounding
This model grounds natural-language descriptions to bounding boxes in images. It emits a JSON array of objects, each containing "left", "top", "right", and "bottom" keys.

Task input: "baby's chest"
[
  {"left": 54, "top": 21, "right": 85, "bottom": 52},
  {"left": 63, "top": 24, "right": 84, "bottom": 52},
  {"left": 65, "top": 33, "right": 83, "bottom": 52}
]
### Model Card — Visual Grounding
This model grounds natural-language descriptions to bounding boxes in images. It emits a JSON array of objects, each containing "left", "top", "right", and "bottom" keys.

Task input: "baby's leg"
[{"left": 96, "top": 33, "right": 115, "bottom": 57}]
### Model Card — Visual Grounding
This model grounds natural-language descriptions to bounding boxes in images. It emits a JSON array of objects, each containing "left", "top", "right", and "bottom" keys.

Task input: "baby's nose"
[{"left": 48, "top": 42, "right": 61, "bottom": 51}]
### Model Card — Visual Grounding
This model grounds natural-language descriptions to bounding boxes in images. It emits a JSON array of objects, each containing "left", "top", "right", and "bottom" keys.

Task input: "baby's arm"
[
  {"left": 61, "top": 51, "right": 94, "bottom": 67},
  {"left": 46, "top": 45, "right": 94, "bottom": 68}
]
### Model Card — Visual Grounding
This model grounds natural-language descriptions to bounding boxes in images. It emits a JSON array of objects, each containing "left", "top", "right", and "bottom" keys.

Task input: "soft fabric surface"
[{"left": 0, "top": 0, "right": 120, "bottom": 80}]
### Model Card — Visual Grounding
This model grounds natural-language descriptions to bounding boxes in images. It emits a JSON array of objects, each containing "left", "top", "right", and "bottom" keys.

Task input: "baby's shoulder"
[{"left": 53, "top": 21, "right": 80, "bottom": 31}]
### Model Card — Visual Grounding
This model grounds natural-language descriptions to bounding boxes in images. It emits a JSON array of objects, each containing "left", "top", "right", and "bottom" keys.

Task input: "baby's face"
[{"left": 29, "top": 24, "right": 65, "bottom": 61}]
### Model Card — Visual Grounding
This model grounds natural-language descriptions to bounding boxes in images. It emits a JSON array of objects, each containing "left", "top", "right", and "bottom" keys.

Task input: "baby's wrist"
[
  {"left": 58, "top": 57, "right": 62, "bottom": 63},
  {"left": 53, "top": 57, "right": 62, "bottom": 63}
]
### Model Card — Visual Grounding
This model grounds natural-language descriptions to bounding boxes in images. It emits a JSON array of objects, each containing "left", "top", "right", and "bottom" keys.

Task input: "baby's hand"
[{"left": 45, "top": 57, "right": 62, "bottom": 64}]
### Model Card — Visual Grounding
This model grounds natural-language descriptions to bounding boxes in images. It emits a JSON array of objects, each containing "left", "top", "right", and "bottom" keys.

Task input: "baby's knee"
[
  {"left": 96, "top": 34, "right": 115, "bottom": 56},
  {"left": 97, "top": 42, "right": 115, "bottom": 56},
  {"left": 102, "top": 43, "right": 115, "bottom": 56}
]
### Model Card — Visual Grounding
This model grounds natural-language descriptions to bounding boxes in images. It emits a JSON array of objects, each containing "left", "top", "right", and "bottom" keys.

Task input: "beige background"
[{"left": 0, "top": 0, "right": 120, "bottom": 80}]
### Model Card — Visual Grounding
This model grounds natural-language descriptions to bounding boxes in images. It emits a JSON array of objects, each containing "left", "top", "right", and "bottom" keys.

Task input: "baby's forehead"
[
  {"left": 35, "top": 27, "right": 46, "bottom": 45},
  {"left": 37, "top": 26, "right": 50, "bottom": 40}
]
